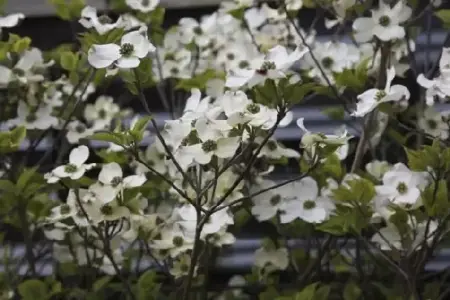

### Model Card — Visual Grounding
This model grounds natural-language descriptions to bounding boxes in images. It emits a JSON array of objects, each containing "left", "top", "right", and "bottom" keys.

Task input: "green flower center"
[
  {"left": 180, "top": 263, "right": 189, "bottom": 272},
  {"left": 267, "top": 140, "right": 278, "bottom": 151},
  {"left": 101, "top": 204, "right": 113, "bottom": 216},
  {"left": 246, "top": 103, "right": 260, "bottom": 114},
  {"left": 375, "top": 90, "right": 387, "bottom": 101},
  {"left": 111, "top": 176, "right": 122, "bottom": 187},
  {"left": 64, "top": 164, "right": 78, "bottom": 173},
  {"left": 239, "top": 60, "right": 249, "bottom": 68},
  {"left": 120, "top": 43, "right": 134, "bottom": 57},
  {"left": 60, "top": 204, "right": 71, "bottom": 215},
  {"left": 427, "top": 119, "right": 438, "bottom": 130},
  {"left": 141, "top": 0, "right": 150, "bottom": 6},
  {"left": 98, "top": 109, "right": 107, "bottom": 119},
  {"left": 226, "top": 53, "right": 235, "bottom": 60},
  {"left": 379, "top": 15, "right": 391, "bottom": 27},
  {"left": 165, "top": 53, "right": 175, "bottom": 60},
  {"left": 26, "top": 113, "right": 37, "bottom": 123},
  {"left": 170, "top": 67, "right": 179, "bottom": 75},
  {"left": 173, "top": 236, "right": 184, "bottom": 247},
  {"left": 303, "top": 200, "right": 316, "bottom": 210},
  {"left": 193, "top": 26, "right": 203, "bottom": 35},
  {"left": 257, "top": 61, "right": 276, "bottom": 75},
  {"left": 75, "top": 124, "right": 86, "bottom": 133},
  {"left": 270, "top": 194, "right": 281, "bottom": 206},
  {"left": 201, "top": 139, "right": 217, "bottom": 152},
  {"left": 98, "top": 15, "right": 113, "bottom": 24},
  {"left": 397, "top": 182, "right": 408, "bottom": 195},
  {"left": 228, "top": 127, "right": 241, "bottom": 137},
  {"left": 321, "top": 57, "right": 334, "bottom": 69}
]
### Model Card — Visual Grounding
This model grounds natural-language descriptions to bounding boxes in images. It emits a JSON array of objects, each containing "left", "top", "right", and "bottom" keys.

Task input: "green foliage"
[
  {"left": 322, "top": 106, "right": 345, "bottom": 121},
  {"left": 93, "top": 276, "right": 113, "bottom": 292},
  {"left": 48, "top": 0, "right": 85, "bottom": 20},
  {"left": 293, "top": 282, "right": 318, "bottom": 300},
  {"left": 137, "top": 270, "right": 160, "bottom": 300},
  {"left": 18, "top": 279, "right": 48, "bottom": 300},
  {"left": 60, "top": 51, "right": 79, "bottom": 71},
  {"left": 130, "top": 116, "right": 153, "bottom": 142},
  {"left": 405, "top": 140, "right": 450, "bottom": 172},
  {"left": 332, "top": 178, "right": 375, "bottom": 205},
  {"left": 281, "top": 81, "right": 318, "bottom": 105},
  {"left": 0, "top": 126, "right": 26, "bottom": 153},
  {"left": 436, "top": 9, "right": 450, "bottom": 29},
  {"left": 422, "top": 179, "right": 448, "bottom": 218},
  {"left": 176, "top": 69, "right": 223, "bottom": 91},
  {"left": 343, "top": 280, "right": 361, "bottom": 300}
]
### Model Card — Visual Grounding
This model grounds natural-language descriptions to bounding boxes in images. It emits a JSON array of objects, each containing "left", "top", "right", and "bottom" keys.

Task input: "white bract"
[
  {"left": 225, "top": 45, "right": 308, "bottom": 88},
  {"left": 79, "top": 6, "right": 124, "bottom": 35},
  {"left": 353, "top": 0, "right": 412, "bottom": 43},
  {"left": 88, "top": 27, "right": 155, "bottom": 69},
  {"left": 375, "top": 163, "right": 429, "bottom": 208},
  {"left": 46, "top": 146, "right": 96, "bottom": 183},
  {"left": 126, "top": 0, "right": 159, "bottom": 12},
  {"left": 352, "top": 67, "right": 410, "bottom": 117}
]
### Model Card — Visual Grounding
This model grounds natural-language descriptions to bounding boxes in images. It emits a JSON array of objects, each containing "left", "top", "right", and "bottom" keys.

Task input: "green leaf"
[
  {"left": 60, "top": 51, "right": 79, "bottom": 71},
  {"left": 405, "top": 141, "right": 442, "bottom": 172},
  {"left": 322, "top": 106, "right": 345, "bottom": 120},
  {"left": 332, "top": 178, "right": 375, "bottom": 205},
  {"left": 314, "top": 285, "right": 331, "bottom": 300},
  {"left": 150, "top": 7, "right": 165, "bottom": 27},
  {"left": 436, "top": 9, "right": 450, "bottom": 29},
  {"left": 294, "top": 282, "right": 318, "bottom": 300},
  {"left": 86, "top": 132, "right": 128, "bottom": 147},
  {"left": 0, "top": 179, "right": 17, "bottom": 194},
  {"left": 48, "top": 0, "right": 71, "bottom": 20},
  {"left": 18, "top": 279, "right": 48, "bottom": 300},
  {"left": 137, "top": 270, "right": 159, "bottom": 300},
  {"left": 343, "top": 281, "right": 361, "bottom": 300},
  {"left": 283, "top": 82, "right": 317, "bottom": 105},
  {"left": 130, "top": 116, "right": 153, "bottom": 142},
  {"left": 422, "top": 180, "right": 448, "bottom": 217},
  {"left": 176, "top": 69, "right": 222, "bottom": 91},
  {"left": 93, "top": 276, "right": 113, "bottom": 292},
  {"left": 16, "top": 167, "right": 38, "bottom": 191},
  {"left": 11, "top": 36, "right": 31, "bottom": 53}
]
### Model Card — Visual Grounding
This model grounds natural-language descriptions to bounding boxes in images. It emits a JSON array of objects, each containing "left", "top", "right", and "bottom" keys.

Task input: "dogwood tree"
[{"left": 0, "top": 0, "right": 450, "bottom": 299}]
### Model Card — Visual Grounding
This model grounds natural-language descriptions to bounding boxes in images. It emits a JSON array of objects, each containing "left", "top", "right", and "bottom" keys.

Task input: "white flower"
[
  {"left": 417, "top": 48, "right": 450, "bottom": 105},
  {"left": 66, "top": 121, "right": 96, "bottom": 144},
  {"left": 79, "top": 6, "right": 123, "bottom": 35},
  {"left": 84, "top": 95, "right": 120, "bottom": 128},
  {"left": 88, "top": 27, "right": 155, "bottom": 69},
  {"left": 183, "top": 136, "right": 241, "bottom": 166},
  {"left": 352, "top": 0, "right": 412, "bottom": 43},
  {"left": 286, "top": 0, "right": 303, "bottom": 10},
  {"left": 375, "top": 163, "right": 429, "bottom": 208},
  {"left": 279, "top": 177, "right": 335, "bottom": 224},
  {"left": 126, "top": 0, "right": 159, "bottom": 12},
  {"left": 251, "top": 179, "right": 284, "bottom": 221},
  {"left": 302, "top": 41, "right": 359, "bottom": 84},
  {"left": 97, "top": 162, "right": 146, "bottom": 196},
  {"left": 220, "top": 91, "right": 277, "bottom": 129},
  {"left": 257, "top": 138, "right": 300, "bottom": 159},
  {"left": 418, "top": 107, "right": 449, "bottom": 140},
  {"left": 151, "top": 224, "right": 195, "bottom": 258},
  {"left": 352, "top": 67, "right": 410, "bottom": 117},
  {"left": 8, "top": 101, "right": 58, "bottom": 130},
  {"left": 366, "top": 160, "right": 391, "bottom": 180},
  {"left": 45, "top": 146, "right": 96, "bottom": 183},
  {"left": 0, "top": 13, "right": 24, "bottom": 29},
  {"left": 225, "top": 45, "right": 308, "bottom": 88},
  {"left": 254, "top": 247, "right": 289, "bottom": 271}
]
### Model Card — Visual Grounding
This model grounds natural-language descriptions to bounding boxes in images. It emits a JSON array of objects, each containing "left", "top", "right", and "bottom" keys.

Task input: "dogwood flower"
[
  {"left": 353, "top": 0, "right": 412, "bottom": 43},
  {"left": 417, "top": 48, "right": 450, "bottom": 105},
  {"left": 97, "top": 162, "right": 147, "bottom": 194},
  {"left": 257, "top": 138, "right": 300, "bottom": 159},
  {"left": 66, "top": 121, "right": 97, "bottom": 144},
  {"left": 418, "top": 107, "right": 449, "bottom": 140},
  {"left": 220, "top": 91, "right": 277, "bottom": 129},
  {"left": 8, "top": 102, "right": 58, "bottom": 130},
  {"left": 366, "top": 160, "right": 391, "bottom": 181},
  {"left": 279, "top": 177, "right": 335, "bottom": 224},
  {"left": 375, "top": 163, "right": 429, "bottom": 208},
  {"left": 79, "top": 6, "right": 124, "bottom": 35},
  {"left": 126, "top": 0, "right": 159, "bottom": 12},
  {"left": 183, "top": 136, "right": 241, "bottom": 165},
  {"left": 251, "top": 179, "right": 285, "bottom": 221},
  {"left": 0, "top": 13, "right": 24, "bottom": 29},
  {"left": 352, "top": 67, "right": 410, "bottom": 117},
  {"left": 84, "top": 95, "right": 120, "bottom": 128},
  {"left": 45, "top": 146, "right": 96, "bottom": 183},
  {"left": 88, "top": 27, "right": 155, "bottom": 69},
  {"left": 254, "top": 247, "right": 289, "bottom": 270},
  {"left": 225, "top": 45, "right": 308, "bottom": 88}
]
